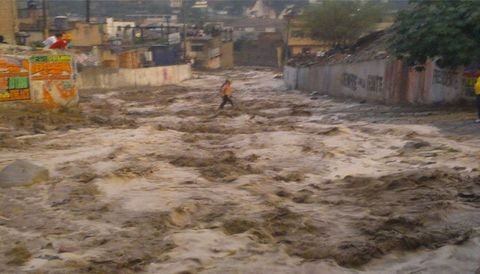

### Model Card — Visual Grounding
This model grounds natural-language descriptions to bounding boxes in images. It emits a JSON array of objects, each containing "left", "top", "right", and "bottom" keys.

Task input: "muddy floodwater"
[{"left": 1, "top": 69, "right": 480, "bottom": 274}]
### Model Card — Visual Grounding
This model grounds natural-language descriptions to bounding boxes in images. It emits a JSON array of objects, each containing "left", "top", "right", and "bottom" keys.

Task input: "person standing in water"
[{"left": 219, "top": 79, "right": 234, "bottom": 109}]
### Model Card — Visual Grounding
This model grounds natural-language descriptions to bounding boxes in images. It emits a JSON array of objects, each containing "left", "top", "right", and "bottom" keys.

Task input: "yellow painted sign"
[{"left": 30, "top": 55, "right": 73, "bottom": 81}]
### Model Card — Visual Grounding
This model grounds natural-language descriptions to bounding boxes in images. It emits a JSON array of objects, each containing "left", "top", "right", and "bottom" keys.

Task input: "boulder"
[{"left": 0, "top": 160, "right": 49, "bottom": 188}]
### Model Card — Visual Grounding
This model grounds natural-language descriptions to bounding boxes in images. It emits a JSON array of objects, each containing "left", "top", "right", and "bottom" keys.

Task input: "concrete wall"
[
  {"left": 284, "top": 65, "right": 298, "bottom": 90},
  {"left": 284, "top": 59, "right": 469, "bottom": 105},
  {"left": 0, "top": 0, "right": 18, "bottom": 44},
  {"left": 77, "top": 64, "right": 191, "bottom": 90},
  {"left": 221, "top": 42, "right": 234, "bottom": 69}
]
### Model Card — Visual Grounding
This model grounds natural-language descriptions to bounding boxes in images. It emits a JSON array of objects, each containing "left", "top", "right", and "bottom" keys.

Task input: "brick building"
[{"left": 0, "top": 0, "right": 19, "bottom": 44}]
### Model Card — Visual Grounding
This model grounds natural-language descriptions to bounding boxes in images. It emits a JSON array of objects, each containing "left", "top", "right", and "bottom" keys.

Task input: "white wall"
[{"left": 78, "top": 64, "right": 192, "bottom": 90}]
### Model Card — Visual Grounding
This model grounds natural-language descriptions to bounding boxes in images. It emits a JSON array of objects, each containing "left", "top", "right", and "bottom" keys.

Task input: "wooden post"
[{"left": 182, "top": 0, "right": 187, "bottom": 61}]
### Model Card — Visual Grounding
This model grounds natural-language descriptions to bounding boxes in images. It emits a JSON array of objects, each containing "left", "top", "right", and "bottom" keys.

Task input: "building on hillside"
[
  {"left": 227, "top": 18, "right": 284, "bottom": 41},
  {"left": 186, "top": 31, "right": 233, "bottom": 69},
  {"left": 77, "top": 42, "right": 181, "bottom": 69},
  {"left": 234, "top": 32, "right": 284, "bottom": 68},
  {"left": 138, "top": 20, "right": 182, "bottom": 44},
  {"left": 105, "top": 18, "right": 136, "bottom": 43},
  {"left": 247, "top": 0, "right": 277, "bottom": 19},
  {"left": 0, "top": 0, "right": 19, "bottom": 44},
  {"left": 286, "top": 18, "right": 329, "bottom": 57},
  {"left": 283, "top": 2, "right": 394, "bottom": 58}
]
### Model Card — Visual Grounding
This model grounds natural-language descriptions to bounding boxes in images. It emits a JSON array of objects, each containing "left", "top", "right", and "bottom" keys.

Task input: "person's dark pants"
[
  {"left": 477, "top": 95, "right": 480, "bottom": 119},
  {"left": 219, "top": 95, "right": 234, "bottom": 109}
]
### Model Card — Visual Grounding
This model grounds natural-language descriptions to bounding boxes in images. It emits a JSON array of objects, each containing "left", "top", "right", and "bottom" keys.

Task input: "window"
[{"left": 191, "top": 45, "right": 204, "bottom": 52}]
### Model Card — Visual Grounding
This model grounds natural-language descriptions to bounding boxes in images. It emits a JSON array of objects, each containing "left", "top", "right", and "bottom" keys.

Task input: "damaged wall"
[
  {"left": 77, "top": 64, "right": 192, "bottom": 90},
  {"left": 285, "top": 59, "right": 469, "bottom": 105}
]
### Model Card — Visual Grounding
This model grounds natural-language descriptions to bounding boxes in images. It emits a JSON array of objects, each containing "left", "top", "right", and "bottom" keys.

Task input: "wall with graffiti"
[
  {"left": 286, "top": 59, "right": 390, "bottom": 103},
  {"left": 0, "top": 54, "right": 78, "bottom": 109},
  {"left": 285, "top": 59, "right": 468, "bottom": 105},
  {"left": 29, "top": 55, "right": 79, "bottom": 109},
  {"left": 0, "top": 56, "right": 31, "bottom": 102}
]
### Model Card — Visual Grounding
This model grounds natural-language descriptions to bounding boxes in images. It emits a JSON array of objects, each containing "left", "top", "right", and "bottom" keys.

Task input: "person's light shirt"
[{"left": 42, "top": 36, "right": 57, "bottom": 48}]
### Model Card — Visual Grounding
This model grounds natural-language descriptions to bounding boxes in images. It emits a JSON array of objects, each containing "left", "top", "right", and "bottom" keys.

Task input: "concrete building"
[
  {"left": 186, "top": 35, "right": 233, "bottom": 69},
  {"left": 234, "top": 32, "right": 284, "bottom": 68},
  {"left": 105, "top": 18, "right": 135, "bottom": 42},
  {"left": 0, "top": 0, "right": 19, "bottom": 44},
  {"left": 227, "top": 18, "right": 284, "bottom": 41},
  {"left": 221, "top": 17, "right": 284, "bottom": 68},
  {"left": 286, "top": 18, "right": 329, "bottom": 56}
]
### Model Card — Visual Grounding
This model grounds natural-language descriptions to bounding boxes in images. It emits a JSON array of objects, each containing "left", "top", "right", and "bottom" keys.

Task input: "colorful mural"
[
  {"left": 30, "top": 55, "right": 73, "bottom": 81},
  {"left": 29, "top": 55, "right": 78, "bottom": 109},
  {"left": 0, "top": 56, "right": 31, "bottom": 102},
  {"left": 0, "top": 54, "right": 78, "bottom": 107}
]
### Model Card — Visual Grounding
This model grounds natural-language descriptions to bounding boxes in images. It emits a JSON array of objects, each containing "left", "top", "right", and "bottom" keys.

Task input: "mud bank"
[{"left": 1, "top": 68, "right": 480, "bottom": 273}]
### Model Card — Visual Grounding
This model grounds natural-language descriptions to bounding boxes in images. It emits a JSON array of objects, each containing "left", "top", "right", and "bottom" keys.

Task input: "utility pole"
[
  {"left": 182, "top": 0, "right": 187, "bottom": 62},
  {"left": 42, "top": 0, "right": 48, "bottom": 39},
  {"left": 86, "top": 0, "right": 91, "bottom": 23},
  {"left": 166, "top": 16, "right": 170, "bottom": 46}
]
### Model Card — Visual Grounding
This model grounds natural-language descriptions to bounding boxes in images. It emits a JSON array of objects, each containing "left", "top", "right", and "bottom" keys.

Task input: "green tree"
[
  {"left": 302, "top": 1, "right": 384, "bottom": 47},
  {"left": 389, "top": 0, "right": 480, "bottom": 68}
]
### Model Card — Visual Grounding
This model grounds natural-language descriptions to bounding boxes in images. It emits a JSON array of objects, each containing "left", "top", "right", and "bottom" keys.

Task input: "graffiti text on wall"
[
  {"left": 342, "top": 73, "right": 384, "bottom": 93},
  {"left": 0, "top": 57, "right": 31, "bottom": 102},
  {"left": 30, "top": 55, "right": 73, "bottom": 81}
]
